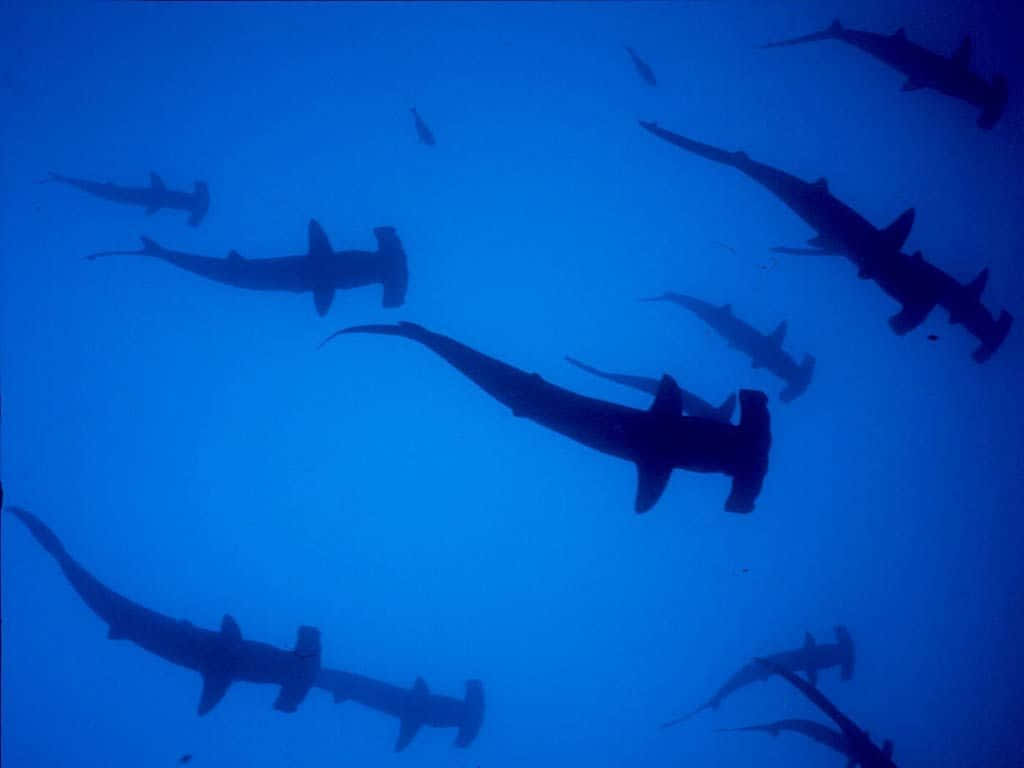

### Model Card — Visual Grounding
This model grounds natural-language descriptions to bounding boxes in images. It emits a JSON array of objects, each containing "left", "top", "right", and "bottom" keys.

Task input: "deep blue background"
[{"left": 2, "top": 1, "right": 1022, "bottom": 766}]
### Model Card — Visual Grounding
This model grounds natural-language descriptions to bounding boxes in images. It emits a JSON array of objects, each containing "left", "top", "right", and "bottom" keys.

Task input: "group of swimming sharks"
[{"left": 11, "top": 15, "right": 1015, "bottom": 766}]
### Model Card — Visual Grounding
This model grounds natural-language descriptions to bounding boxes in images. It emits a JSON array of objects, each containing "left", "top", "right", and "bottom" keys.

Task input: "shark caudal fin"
[
  {"left": 6, "top": 506, "right": 67, "bottom": 559},
  {"left": 834, "top": 625, "right": 855, "bottom": 680},
  {"left": 634, "top": 376, "right": 683, "bottom": 514},
  {"left": 661, "top": 699, "right": 716, "bottom": 729},
  {"left": 978, "top": 74, "right": 1008, "bottom": 130},
  {"left": 273, "top": 626, "right": 322, "bottom": 712},
  {"left": 307, "top": 219, "right": 336, "bottom": 316},
  {"left": 779, "top": 354, "right": 814, "bottom": 403},
  {"left": 724, "top": 390, "right": 771, "bottom": 514},
  {"left": 759, "top": 19, "right": 842, "bottom": 49},
  {"left": 973, "top": 310, "right": 1012, "bottom": 363},
  {"left": 374, "top": 226, "right": 409, "bottom": 308},
  {"left": 188, "top": 181, "right": 210, "bottom": 226},
  {"left": 455, "top": 680, "right": 486, "bottom": 747}
]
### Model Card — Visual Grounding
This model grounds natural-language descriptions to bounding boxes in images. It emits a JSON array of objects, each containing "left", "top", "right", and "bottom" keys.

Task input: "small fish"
[
  {"left": 410, "top": 107, "right": 436, "bottom": 146},
  {"left": 927, "top": 334, "right": 939, "bottom": 341},
  {"left": 179, "top": 755, "right": 192, "bottom": 765}
]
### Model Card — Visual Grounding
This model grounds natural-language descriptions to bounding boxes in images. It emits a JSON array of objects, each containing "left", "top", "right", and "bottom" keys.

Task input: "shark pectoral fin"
[
  {"left": 901, "top": 77, "right": 926, "bottom": 91},
  {"left": 634, "top": 463, "right": 672, "bottom": 514},
  {"left": 274, "top": 626, "right": 321, "bottom": 712},
  {"left": 313, "top": 286, "right": 335, "bottom": 317},
  {"left": 395, "top": 677, "right": 429, "bottom": 751},
  {"left": 395, "top": 715, "right": 423, "bottom": 752},
  {"left": 197, "top": 672, "right": 232, "bottom": 715},
  {"left": 888, "top": 302, "right": 931, "bottom": 335},
  {"left": 149, "top": 172, "right": 166, "bottom": 191}
]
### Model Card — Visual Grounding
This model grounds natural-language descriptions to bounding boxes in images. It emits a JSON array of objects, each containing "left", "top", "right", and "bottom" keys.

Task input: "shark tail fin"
[
  {"left": 454, "top": 680, "right": 485, "bottom": 747},
  {"left": 760, "top": 20, "right": 841, "bottom": 49},
  {"left": 779, "top": 354, "right": 814, "bottom": 403},
  {"left": 188, "top": 182, "right": 210, "bottom": 226},
  {"left": 6, "top": 506, "right": 67, "bottom": 559},
  {"left": 835, "top": 625, "right": 855, "bottom": 680},
  {"left": 724, "top": 389, "right": 771, "bottom": 513},
  {"left": 84, "top": 236, "right": 163, "bottom": 261},
  {"left": 714, "top": 393, "right": 737, "bottom": 423},
  {"left": 273, "top": 626, "right": 322, "bottom": 712},
  {"left": 661, "top": 700, "right": 714, "bottom": 729},
  {"left": 972, "top": 309, "right": 1012, "bottom": 363},
  {"left": 373, "top": 226, "right": 409, "bottom": 308}
]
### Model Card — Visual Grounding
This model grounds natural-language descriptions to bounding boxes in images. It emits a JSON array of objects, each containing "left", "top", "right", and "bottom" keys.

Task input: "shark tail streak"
[
  {"left": 661, "top": 699, "right": 716, "bottom": 729},
  {"left": 779, "top": 354, "right": 814, "bottom": 403},
  {"left": 374, "top": 226, "right": 409, "bottom": 308},
  {"left": 188, "top": 182, "right": 210, "bottom": 227},
  {"left": 760, "top": 19, "right": 842, "bottom": 49},
  {"left": 724, "top": 390, "right": 771, "bottom": 514},
  {"left": 85, "top": 236, "right": 163, "bottom": 261},
  {"left": 7, "top": 506, "right": 68, "bottom": 559}
]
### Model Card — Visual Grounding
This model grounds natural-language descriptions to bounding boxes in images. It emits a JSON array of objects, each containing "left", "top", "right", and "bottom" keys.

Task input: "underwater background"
[{"left": 2, "top": 0, "right": 1022, "bottom": 766}]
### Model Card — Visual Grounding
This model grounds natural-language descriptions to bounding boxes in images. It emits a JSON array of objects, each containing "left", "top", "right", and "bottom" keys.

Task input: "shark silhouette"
[
  {"left": 662, "top": 627, "right": 854, "bottom": 727},
  {"left": 322, "top": 322, "right": 771, "bottom": 513},
  {"left": 410, "top": 107, "right": 436, "bottom": 146},
  {"left": 625, "top": 45, "right": 657, "bottom": 85},
  {"left": 640, "top": 121, "right": 1011, "bottom": 360},
  {"left": 761, "top": 20, "right": 1008, "bottom": 129},
  {"left": 86, "top": 220, "right": 408, "bottom": 315},
  {"left": 757, "top": 657, "right": 896, "bottom": 767},
  {"left": 7, "top": 505, "right": 484, "bottom": 751},
  {"left": 717, "top": 719, "right": 857, "bottom": 765},
  {"left": 44, "top": 171, "right": 210, "bottom": 226},
  {"left": 564, "top": 356, "right": 736, "bottom": 423},
  {"left": 642, "top": 293, "right": 814, "bottom": 403}
]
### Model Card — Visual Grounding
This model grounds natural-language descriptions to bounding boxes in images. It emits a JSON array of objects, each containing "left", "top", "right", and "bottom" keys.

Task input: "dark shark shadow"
[
  {"left": 662, "top": 627, "right": 854, "bottom": 727},
  {"left": 86, "top": 220, "right": 409, "bottom": 316},
  {"left": 761, "top": 20, "right": 1008, "bottom": 130},
  {"left": 625, "top": 45, "right": 657, "bottom": 85},
  {"left": 6, "top": 506, "right": 483, "bottom": 751},
  {"left": 756, "top": 657, "right": 896, "bottom": 767},
  {"left": 44, "top": 171, "right": 210, "bottom": 226},
  {"left": 564, "top": 356, "right": 736, "bottom": 423},
  {"left": 717, "top": 718, "right": 857, "bottom": 765},
  {"left": 410, "top": 107, "right": 436, "bottom": 146},
  {"left": 322, "top": 322, "right": 771, "bottom": 513},
  {"left": 642, "top": 293, "right": 814, "bottom": 403}
]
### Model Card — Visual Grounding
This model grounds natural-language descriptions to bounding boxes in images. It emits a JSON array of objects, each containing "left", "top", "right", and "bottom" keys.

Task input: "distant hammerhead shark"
[
  {"left": 322, "top": 322, "right": 771, "bottom": 513},
  {"left": 642, "top": 293, "right": 814, "bottom": 403},
  {"left": 638, "top": 121, "right": 916, "bottom": 284},
  {"left": 761, "top": 20, "right": 1008, "bottom": 130},
  {"left": 625, "top": 46, "right": 657, "bottom": 85},
  {"left": 410, "top": 107, "right": 436, "bottom": 146},
  {"left": 44, "top": 171, "right": 210, "bottom": 226},
  {"left": 717, "top": 719, "right": 857, "bottom": 766},
  {"left": 757, "top": 657, "right": 896, "bottom": 767},
  {"left": 564, "top": 356, "right": 736, "bottom": 423},
  {"left": 86, "top": 220, "right": 409, "bottom": 315},
  {"left": 7, "top": 505, "right": 484, "bottom": 751},
  {"left": 662, "top": 627, "right": 854, "bottom": 727}
]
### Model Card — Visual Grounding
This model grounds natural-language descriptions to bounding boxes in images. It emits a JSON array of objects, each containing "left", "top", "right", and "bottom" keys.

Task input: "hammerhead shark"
[
  {"left": 761, "top": 20, "right": 1008, "bottom": 129},
  {"left": 662, "top": 627, "right": 854, "bottom": 727},
  {"left": 757, "top": 657, "right": 896, "bottom": 767},
  {"left": 638, "top": 121, "right": 916, "bottom": 284},
  {"left": 44, "top": 171, "right": 210, "bottom": 226},
  {"left": 322, "top": 322, "right": 771, "bottom": 513},
  {"left": 7, "top": 506, "right": 484, "bottom": 751},
  {"left": 86, "top": 220, "right": 409, "bottom": 315},
  {"left": 564, "top": 356, "right": 736, "bottom": 423},
  {"left": 625, "top": 46, "right": 657, "bottom": 85},
  {"left": 640, "top": 122, "right": 1012, "bottom": 359},
  {"left": 642, "top": 293, "right": 814, "bottom": 403},
  {"left": 717, "top": 719, "right": 857, "bottom": 766},
  {"left": 410, "top": 107, "right": 436, "bottom": 146}
]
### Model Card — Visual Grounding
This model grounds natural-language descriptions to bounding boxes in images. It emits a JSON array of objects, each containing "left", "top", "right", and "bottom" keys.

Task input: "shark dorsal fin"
[
  {"left": 198, "top": 671, "right": 232, "bottom": 716},
  {"left": 227, "top": 250, "right": 243, "bottom": 262},
  {"left": 952, "top": 36, "right": 972, "bottom": 68},
  {"left": 649, "top": 375, "right": 683, "bottom": 417},
  {"left": 394, "top": 677, "right": 430, "bottom": 751},
  {"left": 804, "top": 631, "right": 816, "bottom": 649},
  {"left": 149, "top": 172, "right": 166, "bottom": 191},
  {"left": 721, "top": 303, "right": 732, "bottom": 314},
  {"left": 964, "top": 268, "right": 989, "bottom": 301},
  {"left": 221, "top": 614, "right": 242, "bottom": 641},
  {"left": 880, "top": 207, "right": 915, "bottom": 252},
  {"left": 828, "top": 19, "right": 842, "bottom": 33},
  {"left": 891, "top": 27, "right": 907, "bottom": 40},
  {"left": 770, "top": 320, "right": 787, "bottom": 346},
  {"left": 634, "top": 463, "right": 672, "bottom": 514},
  {"left": 307, "top": 219, "right": 333, "bottom": 261},
  {"left": 812, "top": 177, "right": 829, "bottom": 191},
  {"left": 412, "top": 676, "right": 429, "bottom": 696}
]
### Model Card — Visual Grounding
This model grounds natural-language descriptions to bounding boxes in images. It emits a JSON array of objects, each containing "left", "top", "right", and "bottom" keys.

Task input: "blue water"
[{"left": 2, "top": 1, "right": 1022, "bottom": 766}]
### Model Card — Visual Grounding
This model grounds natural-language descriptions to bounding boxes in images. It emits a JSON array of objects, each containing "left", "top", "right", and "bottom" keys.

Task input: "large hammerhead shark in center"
[
  {"left": 87, "top": 220, "right": 409, "bottom": 315},
  {"left": 45, "top": 171, "right": 210, "bottom": 226},
  {"left": 322, "top": 322, "right": 772, "bottom": 513},
  {"left": 757, "top": 657, "right": 897, "bottom": 767},
  {"left": 662, "top": 627, "right": 854, "bottom": 727},
  {"left": 7, "top": 506, "right": 484, "bottom": 752},
  {"left": 642, "top": 293, "right": 814, "bottom": 403},
  {"left": 761, "top": 20, "right": 1008, "bottom": 129}
]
